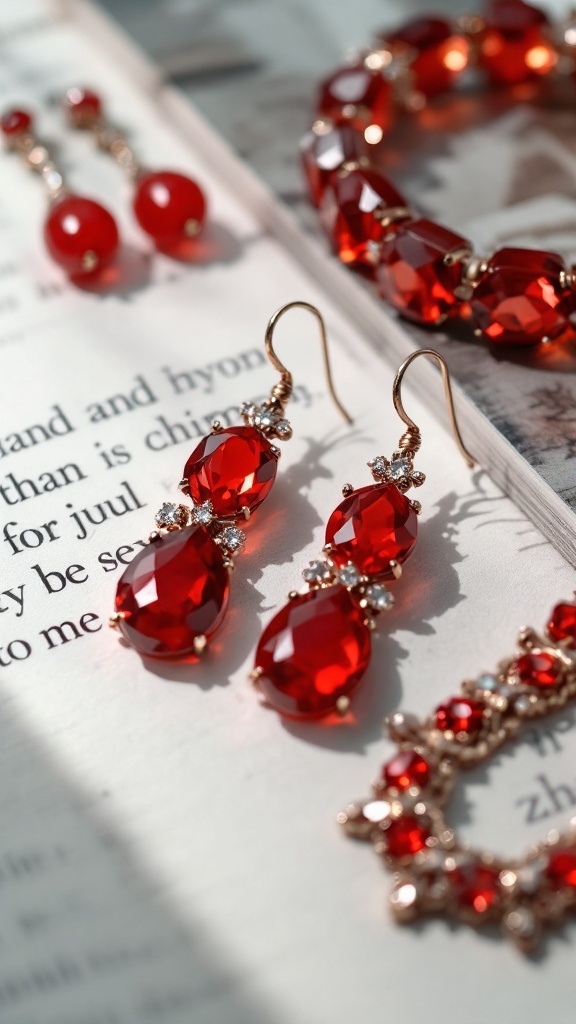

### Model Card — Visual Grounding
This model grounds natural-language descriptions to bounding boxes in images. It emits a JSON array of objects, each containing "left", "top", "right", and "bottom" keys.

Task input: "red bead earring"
[
  {"left": 1, "top": 107, "right": 119, "bottom": 279},
  {"left": 110, "top": 302, "right": 352, "bottom": 660},
  {"left": 251, "top": 349, "right": 475, "bottom": 721},
  {"left": 64, "top": 87, "right": 207, "bottom": 254}
]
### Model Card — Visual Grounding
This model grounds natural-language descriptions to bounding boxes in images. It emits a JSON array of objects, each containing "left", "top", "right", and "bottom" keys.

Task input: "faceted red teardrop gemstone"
[
  {"left": 65, "top": 86, "right": 103, "bottom": 124},
  {"left": 133, "top": 171, "right": 206, "bottom": 248},
  {"left": 546, "top": 851, "right": 576, "bottom": 889},
  {"left": 386, "top": 17, "right": 469, "bottom": 95},
  {"left": 548, "top": 602, "right": 576, "bottom": 649},
  {"left": 471, "top": 248, "right": 573, "bottom": 347},
  {"left": 44, "top": 195, "right": 119, "bottom": 277},
  {"left": 320, "top": 167, "right": 408, "bottom": 270},
  {"left": 384, "top": 816, "right": 429, "bottom": 858},
  {"left": 377, "top": 218, "right": 470, "bottom": 325},
  {"left": 383, "top": 751, "right": 430, "bottom": 792},
  {"left": 325, "top": 483, "right": 418, "bottom": 578},
  {"left": 300, "top": 121, "right": 368, "bottom": 207},
  {"left": 115, "top": 525, "right": 229, "bottom": 659},
  {"left": 479, "top": 0, "right": 555, "bottom": 85},
  {"left": 435, "top": 697, "right": 484, "bottom": 736},
  {"left": 316, "top": 64, "right": 393, "bottom": 133},
  {"left": 1, "top": 108, "right": 32, "bottom": 136},
  {"left": 184, "top": 426, "right": 278, "bottom": 520},
  {"left": 450, "top": 864, "right": 500, "bottom": 914},
  {"left": 255, "top": 586, "right": 372, "bottom": 719},
  {"left": 514, "top": 649, "right": 562, "bottom": 687}
]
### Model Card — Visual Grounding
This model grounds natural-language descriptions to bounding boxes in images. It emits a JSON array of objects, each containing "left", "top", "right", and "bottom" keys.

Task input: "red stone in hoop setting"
[
  {"left": 383, "top": 751, "right": 431, "bottom": 792},
  {"left": 254, "top": 586, "right": 372, "bottom": 719},
  {"left": 115, "top": 526, "right": 230, "bottom": 659},
  {"left": 0, "top": 108, "right": 32, "bottom": 136},
  {"left": 548, "top": 602, "right": 576, "bottom": 648},
  {"left": 384, "top": 816, "right": 429, "bottom": 858},
  {"left": 184, "top": 426, "right": 278, "bottom": 520},
  {"left": 514, "top": 650, "right": 562, "bottom": 688},
  {"left": 435, "top": 697, "right": 484, "bottom": 736},
  {"left": 325, "top": 483, "right": 418, "bottom": 578}
]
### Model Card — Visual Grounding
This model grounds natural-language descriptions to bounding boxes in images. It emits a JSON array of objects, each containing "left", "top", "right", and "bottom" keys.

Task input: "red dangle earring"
[
  {"left": 251, "top": 349, "right": 474, "bottom": 721},
  {"left": 63, "top": 87, "right": 207, "bottom": 255},
  {"left": 1, "top": 106, "right": 119, "bottom": 279},
  {"left": 110, "top": 301, "right": 352, "bottom": 660}
]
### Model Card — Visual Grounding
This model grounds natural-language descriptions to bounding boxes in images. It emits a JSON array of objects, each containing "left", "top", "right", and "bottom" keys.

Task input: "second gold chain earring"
[{"left": 251, "top": 350, "right": 475, "bottom": 721}]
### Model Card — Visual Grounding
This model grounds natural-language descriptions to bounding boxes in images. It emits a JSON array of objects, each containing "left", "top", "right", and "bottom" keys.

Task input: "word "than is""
[{"left": 3, "top": 481, "right": 145, "bottom": 554}]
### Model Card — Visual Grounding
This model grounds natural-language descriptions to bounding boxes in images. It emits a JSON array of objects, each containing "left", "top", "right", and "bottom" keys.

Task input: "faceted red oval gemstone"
[
  {"left": 316, "top": 64, "right": 393, "bottom": 133},
  {"left": 514, "top": 649, "right": 562, "bottom": 687},
  {"left": 435, "top": 697, "right": 484, "bottom": 736},
  {"left": 384, "top": 816, "right": 429, "bottom": 858},
  {"left": 115, "top": 525, "right": 229, "bottom": 659},
  {"left": 480, "top": 0, "right": 555, "bottom": 85},
  {"left": 184, "top": 425, "right": 278, "bottom": 520},
  {"left": 1, "top": 108, "right": 32, "bottom": 136},
  {"left": 450, "top": 864, "right": 500, "bottom": 914},
  {"left": 320, "top": 167, "right": 408, "bottom": 270},
  {"left": 386, "top": 17, "right": 469, "bottom": 95},
  {"left": 471, "top": 248, "right": 573, "bottom": 347},
  {"left": 254, "top": 586, "right": 372, "bottom": 719},
  {"left": 133, "top": 171, "right": 206, "bottom": 248},
  {"left": 548, "top": 602, "right": 576, "bottom": 649},
  {"left": 44, "top": 195, "right": 119, "bottom": 277},
  {"left": 65, "top": 86, "right": 102, "bottom": 123},
  {"left": 325, "top": 483, "right": 418, "bottom": 578},
  {"left": 300, "top": 121, "right": 368, "bottom": 207},
  {"left": 546, "top": 851, "right": 576, "bottom": 889},
  {"left": 377, "top": 218, "right": 469, "bottom": 325},
  {"left": 383, "top": 750, "right": 430, "bottom": 792}
]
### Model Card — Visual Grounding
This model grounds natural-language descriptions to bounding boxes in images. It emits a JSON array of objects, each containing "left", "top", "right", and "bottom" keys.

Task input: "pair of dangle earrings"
[
  {"left": 111, "top": 302, "right": 474, "bottom": 722},
  {"left": 1, "top": 88, "right": 206, "bottom": 280}
]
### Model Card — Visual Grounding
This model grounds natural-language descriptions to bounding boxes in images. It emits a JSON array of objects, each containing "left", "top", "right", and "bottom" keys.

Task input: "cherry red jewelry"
[
  {"left": 110, "top": 302, "right": 351, "bottom": 660},
  {"left": 301, "top": 0, "right": 576, "bottom": 350},
  {"left": 251, "top": 349, "right": 474, "bottom": 720},
  {"left": 1, "top": 107, "right": 119, "bottom": 278},
  {"left": 339, "top": 595, "right": 576, "bottom": 954},
  {"left": 64, "top": 87, "right": 207, "bottom": 253}
]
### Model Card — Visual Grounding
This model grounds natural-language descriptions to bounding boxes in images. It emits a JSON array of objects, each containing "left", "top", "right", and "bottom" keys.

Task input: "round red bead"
[
  {"left": 471, "top": 248, "right": 573, "bottom": 347},
  {"left": 435, "top": 697, "right": 484, "bottom": 736},
  {"left": 325, "top": 483, "right": 418, "bottom": 578},
  {"left": 300, "top": 121, "right": 368, "bottom": 208},
  {"left": 383, "top": 750, "right": 430, "bottom": 792},
  {"left": 133, "top": 171, "right": 206, "bottom": 247},
  {"left": 514, "top": 649, "right": 561, "bottom": 687},
  {"left": 320, "top": 167, "right": 408, "bottom": 270},
  {"left": 386, "top": 17, "right": 469, "bottom": 96},
  {"left": 1, "top": 108, "right": 32, "bottom": 136},
  {"left": 546, "top": 851, "right": 576, "bottom": 889},
  {"left": 255, "top": 586, "right": 372, "bottom": 719},
  {"left": 377, "top": 218, "right": 469, "bottom": 325},
  {"left": 480, "top": 0, "right": 555, "bottom": 85},
  {"left": 384, "top": 816, "right": 429, "bottom": 858},
  {"left": 548, "top": 602, "right": 576, "bottom": 649},
  {"left": 450, "top": 864, "right": 500, "bottom": 914},
  {"left": 44, "top": 195, "right": 119, "bottom": 277},
  {"left": 184, "top": 426, "right": 278, "bottom": 520},
  {"left": 65, "top": 86, "right": 102, "bottom": 123},
  {"left": 316, "top": 64, "right": 393, "bottom": 133},
  {"left": 115, "top": 525, "right": 230, "bottom": 659}
]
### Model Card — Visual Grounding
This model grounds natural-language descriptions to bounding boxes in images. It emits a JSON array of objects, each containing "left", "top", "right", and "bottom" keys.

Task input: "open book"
[{"left": 0, "top": 2, "right": 574, "bottom": 1022}]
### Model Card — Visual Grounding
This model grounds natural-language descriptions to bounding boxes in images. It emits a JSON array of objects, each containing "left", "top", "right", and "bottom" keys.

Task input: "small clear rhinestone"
[
  {"left": 477, "top": 673, "right": 500, "bottom": 692},
  {"left": 368, "top": 456, "right": 389, "bottom": 479},
  {"left": 219, "top": 525, "right": 246, "bottom": 553},
  {"left": 390, "top": 881, "right": 418, "bottom": 911},
  {"left": 155, "top": 502, "right": 189, "bottom": 530},
  {"left": 303, "top": 560, "right": 334, "bottom": 585},
  {"left": 389, "top": 457, "right": 411, "bottom": 481},
  {"left": 337, "top": 563, "right": 362, "bottom": 588},
  {"left": 505, "top": 907, "right": 537, "bottom": 940},
  {"left": 365, "top": 583, "right": 394, "bottom": 612},
  {"left": 190, "top": 501, "right": 215, "bottom": 526},
  {"left": 274, "top": 419, "right": 292, "bottom": 439}
]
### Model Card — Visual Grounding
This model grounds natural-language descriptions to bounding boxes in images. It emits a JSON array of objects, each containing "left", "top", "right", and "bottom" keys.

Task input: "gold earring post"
[
  {"left": 264, "top": 301, "right": 353, "bottom": 424},
  {"left": 392, "top": 348, "right": 475, "bottom": 468}
]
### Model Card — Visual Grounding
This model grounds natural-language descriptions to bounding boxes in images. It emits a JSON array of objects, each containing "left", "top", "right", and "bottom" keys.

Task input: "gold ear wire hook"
[
  {"left": 264, "top": 301, "right": 353, "bottom": 424},
  {"left": 392, "top": 348, "right": 475, "bottom": 468}
]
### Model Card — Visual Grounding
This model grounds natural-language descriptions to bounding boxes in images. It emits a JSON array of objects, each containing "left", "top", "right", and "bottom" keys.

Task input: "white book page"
[{"left": 0, "top": 5, "right": 575, "bottom": 1023}]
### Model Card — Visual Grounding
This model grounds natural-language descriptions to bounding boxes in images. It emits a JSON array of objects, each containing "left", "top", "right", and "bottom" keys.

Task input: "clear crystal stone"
[
  {"left": 191, "top": 501, "right": 215, "bottom": 526},
  {"left": 219, "top": 525, "right": 246, "bottom": 553},
  {"left": 505, "top": 907, "right": 537, "bottom": 939},
  {"left": 275, "top": 419, "right": 292, "bottom": 438},
  {"left": 390, "top": 881, "right": 418, "bottom": 910},
  {"left": 337, "top": 563, "right": 362, "bottom": 588},
  {"left": 389, "top": 457, "right": 411, "bottom": 481},
  {"left": 302, "top": 559, "right": 333, "bottom": 584},
  {"left": 368, "top": 456, "right": 389, "bottom": 478},
  {"left": 477, "top": 673, "right": 500, "bottom": 692},
  {"left": 155, "top": 502, "right": 189, "bottom": 529},
  {"left": 365, "top": 582, "right": 394, "bottom": 611}
]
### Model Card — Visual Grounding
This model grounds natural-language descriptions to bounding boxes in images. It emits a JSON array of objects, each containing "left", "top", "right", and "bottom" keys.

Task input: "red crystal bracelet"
[
  {"left": 338, "top": 596, "right": 576, "bottom": 953},
  {"left": 301, "top": 0, "right": 576, "bottom": 349}
]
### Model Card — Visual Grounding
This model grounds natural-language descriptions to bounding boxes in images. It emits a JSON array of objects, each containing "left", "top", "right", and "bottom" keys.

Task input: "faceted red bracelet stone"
[{"left": 300, "top": 0, "right": 576, "bottom": 349}]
